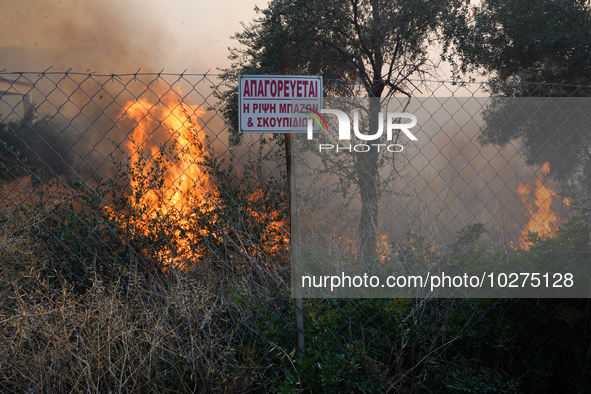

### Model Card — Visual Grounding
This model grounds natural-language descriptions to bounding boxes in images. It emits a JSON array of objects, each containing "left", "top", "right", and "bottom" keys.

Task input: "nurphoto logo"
[{"left": 304, "top": 107, "right": 418, "bottom": 153}]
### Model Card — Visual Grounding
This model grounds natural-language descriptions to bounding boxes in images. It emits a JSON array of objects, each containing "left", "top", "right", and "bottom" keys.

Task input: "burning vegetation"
[
  {"left": 517, "top": 162, "right": 563, "bottom": 249},
  {"left": 0, "top": 73, "right": 577, "bottom": 280},
  {"left": 105, "top": 85, "right": 289, "bottom": 272}
]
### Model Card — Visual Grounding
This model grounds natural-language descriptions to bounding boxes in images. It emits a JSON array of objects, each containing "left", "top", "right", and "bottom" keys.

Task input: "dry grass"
[
  {"left": 0, "top": 163, "right": 293, "bottom": 393},
  {"left": 0, "top": 257, "right": 290, "bottom": 393}
]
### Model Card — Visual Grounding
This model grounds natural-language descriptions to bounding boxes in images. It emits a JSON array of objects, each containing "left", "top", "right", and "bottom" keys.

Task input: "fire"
[
  {"left": 106, "top": 86, "right": 212, "bottom": 271},
  {"left": 105, "top": 85, "right": 289, "bottom": 271},
  {"left": 244, "top": 189, "right": 290, "bottom": 259},
  {"left": 124, "top": 90, "right": 210, "bottom": 204},
  {"left": 517, "top": 162, "right": 560, "bottom": 249}
]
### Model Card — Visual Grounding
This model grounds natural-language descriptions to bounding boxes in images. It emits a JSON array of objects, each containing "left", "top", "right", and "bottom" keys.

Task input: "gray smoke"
[{"left": 0, "top": 0, "right": 163, "bottom": 72}]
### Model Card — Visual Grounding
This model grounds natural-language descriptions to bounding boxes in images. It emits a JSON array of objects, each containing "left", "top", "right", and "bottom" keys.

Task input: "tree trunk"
[{"left": 356, "top": 96, "right": 381, "bottom": 264}]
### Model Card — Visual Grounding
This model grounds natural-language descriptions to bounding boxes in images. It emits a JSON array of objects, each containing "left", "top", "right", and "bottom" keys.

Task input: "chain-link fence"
[
  {"left": 292, "top": 95, "right": 591, "bottom": 297},
  {"left": 0, "top": 72, "right": 589, "bottom": 392}
]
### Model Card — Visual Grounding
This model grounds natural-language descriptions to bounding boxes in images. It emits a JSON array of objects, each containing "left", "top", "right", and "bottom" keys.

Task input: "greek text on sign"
[{"left": 239, "top": 75, "right": 323, "bottom": 133}]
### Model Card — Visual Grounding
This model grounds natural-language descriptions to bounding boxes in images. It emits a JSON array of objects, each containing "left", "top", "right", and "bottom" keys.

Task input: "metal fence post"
[{"left": 281, "top": 61, "right": 305, "bottom": 358}]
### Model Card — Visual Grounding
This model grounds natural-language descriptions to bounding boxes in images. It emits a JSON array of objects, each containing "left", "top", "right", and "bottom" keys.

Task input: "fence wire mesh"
[
  {"left": 292, "top": 95, "right": 591, "bottom": 297},
  {"left": 0, "top": 72, "right": 589, "bottom": 392}
]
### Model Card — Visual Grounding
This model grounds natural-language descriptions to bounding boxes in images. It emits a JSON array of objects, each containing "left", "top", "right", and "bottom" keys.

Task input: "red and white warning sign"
[{"left": 238, "top": 75, "right": 323, "bottom": 133}]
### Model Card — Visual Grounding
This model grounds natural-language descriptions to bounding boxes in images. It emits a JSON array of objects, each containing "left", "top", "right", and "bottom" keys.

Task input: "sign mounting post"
[{"left": 239, "top": 69, "right": 322, "bottom": 359}]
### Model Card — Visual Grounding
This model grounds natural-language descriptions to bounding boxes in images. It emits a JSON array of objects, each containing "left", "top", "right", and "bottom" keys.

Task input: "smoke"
[
  {"left": 0, "top": 0, "right": 180, "bottom": 182},
  {"left": 292, "top": 97, "right": 553, "bottom": 251},
  {"left": 0, "top": 0, "right": 165, "bottom": 72}
]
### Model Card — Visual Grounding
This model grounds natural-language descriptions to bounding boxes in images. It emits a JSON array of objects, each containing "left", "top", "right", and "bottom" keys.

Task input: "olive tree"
[{"left": 219, "top": 0, "right": 458, "bottom": 262}]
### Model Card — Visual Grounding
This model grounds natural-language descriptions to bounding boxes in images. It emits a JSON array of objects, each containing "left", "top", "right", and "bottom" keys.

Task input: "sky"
[{"left": 0, "top": 0, "right": 262, "bottom": 73}]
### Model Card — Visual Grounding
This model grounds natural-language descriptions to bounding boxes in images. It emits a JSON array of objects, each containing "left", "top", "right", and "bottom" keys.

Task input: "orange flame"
[
  {"left": 517, "top": 162, "right": 560, "bottom": 249},
  {"left": 105, "top": 85, "right": 289, "bottom": 272},
  {"left": 107, "top": 87, "right": 212, "bottom": 271}
]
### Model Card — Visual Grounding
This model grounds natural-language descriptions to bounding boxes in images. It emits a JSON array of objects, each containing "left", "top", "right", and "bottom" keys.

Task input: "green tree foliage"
[
  {"left": 445, "top": 0, "right": 591, "bottom": 88},
  {"left": 479, "top": 97, "right": 591, "bottom": 194},
  {"left": 444, "top": 0, "right": 591, "bottom": 192}
]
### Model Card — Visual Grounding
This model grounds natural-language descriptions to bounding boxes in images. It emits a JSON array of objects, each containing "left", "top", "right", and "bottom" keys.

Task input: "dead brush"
[{"left": 0, "top": 257, "right": 289, "bottom": 393}]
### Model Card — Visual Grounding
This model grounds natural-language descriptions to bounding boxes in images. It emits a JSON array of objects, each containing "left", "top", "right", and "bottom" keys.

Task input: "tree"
[
  {"left": 445, "top": 0, "right": 591, "bottom": 87},
  {"left": 219, "top": 0, "right": 456, "bottom": 262},
  {"left": 443, "top": 0, "right": 591, "bottom": 192}
]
